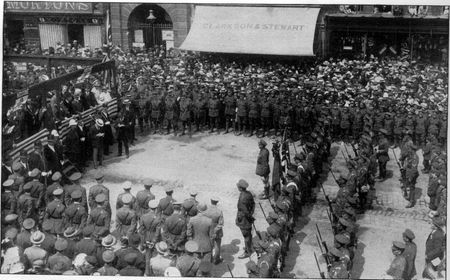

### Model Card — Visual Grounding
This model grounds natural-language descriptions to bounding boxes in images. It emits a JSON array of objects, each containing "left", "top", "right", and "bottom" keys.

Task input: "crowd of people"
[{"left": 0, "top": 43, "right": 448, "bottom": 277}]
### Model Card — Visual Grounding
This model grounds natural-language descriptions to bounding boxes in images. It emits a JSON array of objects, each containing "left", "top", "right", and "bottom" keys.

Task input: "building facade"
[{"left": 4, "top": 1, "right": 106, "bottom": 51}]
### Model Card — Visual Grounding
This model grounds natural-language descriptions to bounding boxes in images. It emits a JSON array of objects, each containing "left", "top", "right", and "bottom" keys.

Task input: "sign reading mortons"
[{"left": 5, "top": 1, "right": 92, "bottom": 13}]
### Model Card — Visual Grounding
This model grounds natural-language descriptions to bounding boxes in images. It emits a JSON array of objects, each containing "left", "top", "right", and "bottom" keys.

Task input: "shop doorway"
[
  {"left": 5, "top": 20, "right": 24, "bottom": 49},
  {"left": 68, "top": 24, "right": 84, "bottom": 46},
  {"left": 128, "top": 4, "right": 173, "bottom": 49}
]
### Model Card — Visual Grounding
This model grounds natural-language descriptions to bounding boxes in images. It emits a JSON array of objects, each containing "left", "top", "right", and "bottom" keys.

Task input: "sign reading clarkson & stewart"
[{"left": 5, "top": 1, "right": 93, "bottom": 13}]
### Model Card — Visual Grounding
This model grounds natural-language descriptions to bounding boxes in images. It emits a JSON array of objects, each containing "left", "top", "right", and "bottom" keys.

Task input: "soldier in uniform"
[
  {"left": 97, "top": 250, "right": 118, "bottom": 276},
  {"left": 403, "top": 148, "right": 419, "bottom": 208},
  {"left": 256, "top": 139, "right": 270, "bottom": 199},
  {"left": 42, "top": 188, "right": 65, "bottom": 235},
  {"left": 87, "top": 194, "right": 111, "bottom": 237},
  {"left": 187, "top": 203, "right": 213, "bottom": 261},
  {"left": 203, "top": 197, "right": 224, "bottom": 264},
  {"left": 47, "top": 238, "right": 72, "bottom": 273},
  {"left": 74, "top": 225, "right": 97, "bottom": 256},
  {"left": 393, "top": 113, "right": 404, "bottom": 147},
  {"left": 114, "top": 193, "right": 137, "bottom": 238},
  {"left": 157, "top": 187, "right": 175, "bottom": 222},
  {"left": 383, "top": 113, "right": 395, "bottom": 144},
  {"left": 135, "top": 179, "right": 156, "bottom": 216},
  {"left": 1, "top": 179, "right": 17, "bottom": 217},
  {"left": 45, "top": 172, "right": 63, "bottom": 205},
  {"left": 139, "top": 200, "right": 161, "bottom": 275},
  {"left": 414, "top": 111, "right": 428, "bottom": 147},
  {"left": 116, "top": 181, "right": 136, "bottom": 210},
  {"left": 248, "top": 95, "right": 260, "bottom": 137},
  {"left": 88, "top": 172, "right": 111, "bottom": 213},
  {"left": 377, "top": 129, "right": 390, "bottom": 180},
  {"left": 115, "top": 233, "right": 145, "bottom": 272},
  {"left": 24, "top": 169, "right": 45, "bottom": 215},
  {"left": 193, "top": 93, "right": 207, "bottom": 132},
  {"left": 236, "top": 94, "right": 248, "bottom": 136},
  {"left": 385, "top": 241, "right": 407, "bottom": 280},
  {"left": 161, "top": 201, "right": 187, "bottom": 255},
  {"left": 260, "top": 96, "right": 272, "bottom": 137},
  {"left": 208, "top": 92, "right": 220, "bottom": 133},
  {"left": 424, "top": 216, "right": 445, "bottom": 278},
  {"left": 164, "top": 92, "right": 177, "bottom": 135},
  {"left": 402, "top": 229, "right": 417, "bottom": 280},
  {"left": 116, "top": 110, "right": 130, "bottom": 158},
  {"left": 236, "top": 179, "right": 255, "bottom": 259},
  {"left": 150, "top": 93, "right": 163, "bottom": 134},
  {"left": 182, "top": 191, "right": 199, "bottom": 220},
  {"left": 63, "top": 190, "right": 87, "bottom": 234},
  {"left": 64, "top": 172, "right": 87, "bottom": 209},
  {"left": 17, "top": 182, "right": 38, "bottom": 224},
  {"left": 224, "top": 91, "right": 236, "bottom": 134},
  {"left": 176, "top": 240, "right": 201, "bottom": 276},
  {"left": 179, "top": 94, "right": 193, "bottom": 136},
  {"left": 253, "top": 239, "right": 277, "bottom": 278},
  {"left": 328, "top": 247, "right": 349, "bottom": 279},
  {"left": 17, "top": 218, "right": 36, "bottom": 251},
  {"left": 340, "top": 106, "right": 351, "bottom": 142},
  {"left": 119, "top": 253, "right": 144, "bottom": 276},
  {"left": 136, "top": 89, "right": 151, "bottom": 134}
]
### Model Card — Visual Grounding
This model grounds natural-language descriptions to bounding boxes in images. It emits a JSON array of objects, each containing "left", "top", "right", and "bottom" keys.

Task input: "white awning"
[{"left": 180, "top": 6, "right": 320, "bottom": 56}]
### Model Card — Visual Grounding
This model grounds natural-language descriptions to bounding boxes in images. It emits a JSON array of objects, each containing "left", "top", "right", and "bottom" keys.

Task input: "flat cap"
[
  {"left": 69, "top": 172, "right": 82, "bottom": 181},
  {"left": 236, "top": 179, "right": 249, "bottom": 189},
  {"left": 94, "top": 172, "right": 104, "bottom": 180},
  {"left": 29, "top": 168, "right": 41, "bottom": 178},
  {"left": 143, "top": 178, "right": 154, "bottom": 187},
  {"left": 402, "top": 229, "right": 415, "bottom": 240},
  {"left": 71, "top": 190, "right": 82, "bottom": 199},
  {"left": 392, "top": 241, "right": 406, "bottom": 250},
  {"left": 2, "top": 179, "right": 14, "bottom": 187},
  {"left": 23, "top": 218, "right": 36, "bottom": 230},
  {"left": 55, "top": 238, "right": 68, "bottom": 251},
  {"left": 102, "top": 250, "right": 115, "bottom": 263},
  {"left": 53, "top": 188, "right": 63, "bottom": 196},
  {"left": 51, "top": 172, "right": 62, "bottom": 181}
]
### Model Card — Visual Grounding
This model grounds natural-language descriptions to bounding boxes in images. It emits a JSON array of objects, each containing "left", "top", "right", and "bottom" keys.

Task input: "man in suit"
[
  {"left": 187, "top": 203, "right": 214, "bottom": 262},
  {"left": 235, "top": 179, "right": 255, "bottom": 259},
  {"left": 89, "top": 118, "right": 105, "bottom": 169},
  {"left": 63, "top": 119, "right": 82, "bottom": 170},
  {"left": 44, "top": 136, "right": 62, "bottom": 175},
  {"left": 28, "top": 141, "right": 46, "bottom": 175}
]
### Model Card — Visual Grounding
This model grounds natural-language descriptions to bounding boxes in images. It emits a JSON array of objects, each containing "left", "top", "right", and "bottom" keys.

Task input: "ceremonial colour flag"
[{"left": 106, "top": 7, "right": 112, "bottom": 45}]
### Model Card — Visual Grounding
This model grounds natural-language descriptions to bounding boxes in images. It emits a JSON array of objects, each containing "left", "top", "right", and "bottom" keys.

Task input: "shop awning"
[{"left": 180, "top": 6, "right": 320, "bottom": 56}]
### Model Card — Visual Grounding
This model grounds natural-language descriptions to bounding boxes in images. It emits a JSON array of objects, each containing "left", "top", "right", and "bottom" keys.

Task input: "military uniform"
[
  {"left": 224, "top": 93, "right": 237, "bottom": 133},
  {"left": 116, "top": 192, "right": 136, "bottom": 210},
  {"left": 150, "top": 96, "right": 163, "bottom": 134},
  {"left": 162, "top": 210, "right": 187, "bottom": 253},
  {"left": 208, "top": 94, "right": 220, "bottom": 132},
  {"left": 17, "top": 191, "right": 38, "bottom": 224},
  {"left": 164, "top": 95, "right": 177, "bottom": 135},
  {"left": 63, "top": 202, "right": 87, "bottom": 233},
  {"left": 193, "top": 95, "right": 208, "bottom": 132},
  {"left": 64, "top": 184, "right": 87, "bottom": 209},
  {"left": 43, "top": 197, "right": 66, "bottom": 235},
  {"left": 187, "top": 211, "right": 213, "bottom": 260},
  {"left": 377, "top": 133, "right": 390, "bottom": 179},
  {"left": 248, "top": 97, "right": 260, "bottom": 136},
  {"left": 87, "top": 205, "right": 111, "bottom": 236},
  {"left": 47, "top": 251, "right": 72, "bottom": 273},
  {"left": 115, "top": 205, "right": 137, "bottom": 238},
  {"left": 236, "top": 180, "right": 255, "bottom": 257},
  {"left": 236, "top": 96, "right": 248, "bottom": 135},
  {"left": 157, "top": 195, "right": 174, "bottom": 221},
  {"left": 89, "top": 183, "right": 111, "bottom": 213},
  {"left": 179, "top": 96, "right": 193, "bottom": 136},
  {"left": 203, "top": 202, "right": 224, "bottom": 264},
  {"left": 135, "top": 189, "right": 155, "bottom": 216}
]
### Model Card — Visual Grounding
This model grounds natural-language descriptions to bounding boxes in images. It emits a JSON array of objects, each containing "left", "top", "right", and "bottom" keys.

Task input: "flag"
[
  {"left": 281, "top": 140, "right": 290, "bottom": 173},
  {"left": 106, "top": 7, "right": 112, "bottom": 45}
]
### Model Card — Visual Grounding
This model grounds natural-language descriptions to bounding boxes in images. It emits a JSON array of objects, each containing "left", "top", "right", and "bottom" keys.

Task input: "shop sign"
[
  {"left": 162, "top": 30, "right": 174, "bottom": 41},
  {"left": 5, "top": 1, "right": 92, "bottom": 14}
]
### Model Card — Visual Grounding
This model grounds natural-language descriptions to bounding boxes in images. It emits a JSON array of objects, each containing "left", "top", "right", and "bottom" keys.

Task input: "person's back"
[{"left": 149, "top": 254, "right": 173, "bottom": 276}]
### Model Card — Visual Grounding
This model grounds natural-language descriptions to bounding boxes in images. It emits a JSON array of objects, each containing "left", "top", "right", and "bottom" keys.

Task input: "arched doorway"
[{"left": 128, "top": 4, "right": 173, "bottom": 49}]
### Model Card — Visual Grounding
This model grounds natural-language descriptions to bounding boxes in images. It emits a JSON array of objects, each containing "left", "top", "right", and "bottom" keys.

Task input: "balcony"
[{"left": 327, "top": 5, "right": 449, "bottom": 19}]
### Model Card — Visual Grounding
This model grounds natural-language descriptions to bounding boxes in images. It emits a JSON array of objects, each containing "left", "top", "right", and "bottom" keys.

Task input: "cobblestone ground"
[{"left": 80, "top": 132, "right": 434, "bottom": 279}]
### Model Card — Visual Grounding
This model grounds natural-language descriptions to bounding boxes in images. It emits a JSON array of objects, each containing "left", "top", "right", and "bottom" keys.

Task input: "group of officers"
[{"left": 1, "top": 154, "right": 226, "bottom": 276}]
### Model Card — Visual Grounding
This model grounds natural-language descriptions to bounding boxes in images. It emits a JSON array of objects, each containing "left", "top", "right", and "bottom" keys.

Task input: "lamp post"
[{"left": 146, "top": 9, "right": 156, "bottom": 47}]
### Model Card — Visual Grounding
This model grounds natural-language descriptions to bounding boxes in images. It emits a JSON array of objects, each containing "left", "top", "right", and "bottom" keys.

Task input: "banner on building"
[{"left": 181, "top": 6, "right": 321, "bottom": 56}]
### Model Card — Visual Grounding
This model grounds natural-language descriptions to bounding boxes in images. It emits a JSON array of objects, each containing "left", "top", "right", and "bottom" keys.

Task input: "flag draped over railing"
[{"left": 281, "top": 128, "right": 290, "bottom": 173}]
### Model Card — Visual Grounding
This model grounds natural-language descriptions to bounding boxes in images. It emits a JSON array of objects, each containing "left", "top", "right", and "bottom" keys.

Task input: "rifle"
[
  {"left": 227, "top": 264, "right": 234, "bottom": 278},
  {"left": 343, "top": 142, "right": 352, "bottom": 160},
  {"left": 258, "top": 202, "right": 268, "bottom": 221},
  {"left": 315, "top": 233, "right": 331, "bottom": 268},
  {"left": 320, "top": 184, "right": 336, "bottom": 224},
  {"left": 330, "top": 170, "right": 340, "bottom": 187},
  {"left": 326, "top": 209, "right": 337, "bottom": 234},
  {"left": 252, "top": 223, "right": 262, "bottom": 240},
  {"left": 341, "top": 150, "right": 349, "bottom": 164},
  {"left": 267, "top": 196, "right": 278, "bottom": 213},
  {"left": 391, "top": 148, "right": 402, "bottom": 169},
  {"left": 315, "top": 224, "right": 329, "bottom": 255},
  {"left": 314, "top": 252, "right": 326, "bottom": 279},
  {"left": 351, "top": 143, "right": 359, "bottom": 157}
]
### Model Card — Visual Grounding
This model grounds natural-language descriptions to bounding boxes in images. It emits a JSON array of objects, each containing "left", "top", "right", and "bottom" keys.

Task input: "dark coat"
[
  {"left": 425, "top": 228, "right": 445, "bottom": 262},
  {"left": 43, "top": 145, "right": 62, "bottom": 173},
  {"left": 236, "top": 190, "right": 255, "bottom": 230},
  {"left": 256, "top": 147, "right": 270, "bottom": 176}
]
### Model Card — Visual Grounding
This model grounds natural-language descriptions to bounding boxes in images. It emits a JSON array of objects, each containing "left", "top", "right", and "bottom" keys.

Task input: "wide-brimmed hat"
[
  {"left": 101, "top": 234, "right": 117, "bottom": 247},
  {"left": 30, "top": 231, "right": 45, "bottom": 244}
]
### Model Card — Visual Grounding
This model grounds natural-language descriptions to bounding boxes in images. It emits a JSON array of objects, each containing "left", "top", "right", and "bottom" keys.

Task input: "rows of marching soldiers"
[{"left": 1, "top": 168, "right": 225, "bottom": 276}]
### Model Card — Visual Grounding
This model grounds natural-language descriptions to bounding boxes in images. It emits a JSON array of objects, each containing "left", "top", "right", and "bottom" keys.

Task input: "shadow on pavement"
[
  {"left": 351, "top": 240, "right": 366, "bottom": 279},
  {"left": 281, "top": 231, "right": 304, "bottom": 277},
  {"left": 213, "top": 238, "right": 240, "bottom": 277}
]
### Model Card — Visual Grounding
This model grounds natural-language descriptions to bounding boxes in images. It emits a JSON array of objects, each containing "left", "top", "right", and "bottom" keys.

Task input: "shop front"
[
  {"left": 4, "top": 1, "right": 105, "bottom": 51},
  {"left": 324, "top": 5, "right": 449, "bottom": 63}
]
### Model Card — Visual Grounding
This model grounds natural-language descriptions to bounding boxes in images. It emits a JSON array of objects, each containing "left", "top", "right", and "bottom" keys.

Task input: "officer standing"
[
  {"left": 87, "top": 194, "right": 111, "bottom": 237},
  {"left": 116, "top": 181, "right": 136, "bottom": 210},
  {"left": 236, "top": 179, "right": 255, "bottom": 259},
  {"left": 135, "top": 179, "right": 156, "bottom": 216},
  {"left": 402, "top": 229, "right": 417, "bottom": 280},
  {"left": 42, "top": 188, "right": 65, "bottom": 235},
  {"left": 63, "top": 190, "right": 87, "bottom": 233},
  {"left": 203, "top": 196, "right": 224, "bottom": 264},
  {"left": 114, "top": 193, "right": 137, "bottom": 238},
  {"left": 377, "top": 129, "right": 390, "bottom": 180},
  {"left": 161, "top": 201, "right": 187, "bottom": 255},
  {"left": 88, "top": 172, "right": 111, "bottom": 213},
  {"left": 385, "top": 241, "right": 407, "bottom": 279},
  {"left": 256, "top": 139, "right": 270, "bottom": 200}
]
